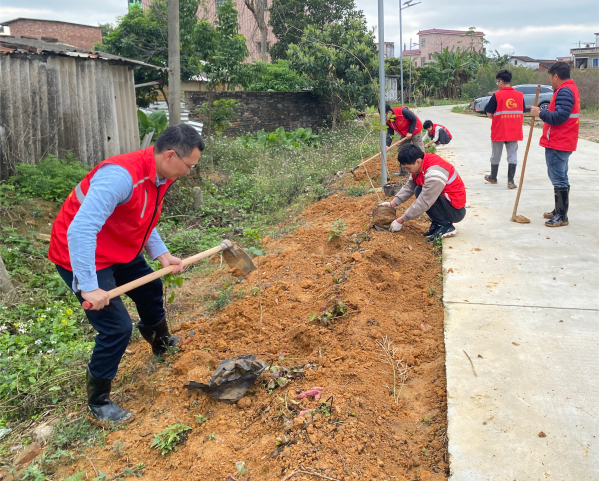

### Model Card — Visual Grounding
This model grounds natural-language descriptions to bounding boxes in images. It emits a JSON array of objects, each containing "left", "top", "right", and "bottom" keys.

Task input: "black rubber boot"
[
  {"left": 484, "top": 164, "right": 499, "bottom": 184},
  {"left": 86, "top": 367, "right": 132, "bottom": 425},
  {"left": 545, "top": 187, "right": 569, "bottom": 227},
  {"left": 138, "top": 318, "right": 179, "bottom": 356},
  {"left": 507, "top": 164, "right": 517, "bottom": 189},
  {"left": 398, "top": 164, "right": 408, "bottom": 176},
  {"left": 544, "top": 186, "right": 568, "bottom": 219}
]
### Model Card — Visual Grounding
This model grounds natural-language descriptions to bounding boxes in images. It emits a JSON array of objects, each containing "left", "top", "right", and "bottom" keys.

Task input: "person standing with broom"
[{"left": 530, "top": 62, "right": 580, "bottom": 228}]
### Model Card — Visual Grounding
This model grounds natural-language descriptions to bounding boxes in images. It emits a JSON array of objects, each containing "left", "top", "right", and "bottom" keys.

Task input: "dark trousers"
[
  {"left": 436, "top": 129, "right": 451, "bottom": 145},
  {"left": 56, "top": 254, "right": 165, "bottom": 380},
  {"left": 415, "top": 185, "right": 466, "bottom": 226}
]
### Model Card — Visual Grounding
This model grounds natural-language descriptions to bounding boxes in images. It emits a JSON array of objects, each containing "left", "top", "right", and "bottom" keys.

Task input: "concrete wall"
[
  {"left": 3, "top": 19, "right": 102, "bottom": 49},
  {"left": 184, "top": 91, "right": 330, "bottom": 136},
  {"left": 0, "top": 53, "right": 139, "bottom": 179}
]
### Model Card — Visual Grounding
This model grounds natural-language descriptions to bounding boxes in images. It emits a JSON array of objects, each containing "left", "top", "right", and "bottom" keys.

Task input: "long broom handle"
[
  {"left": 511, "top": 85, "right": 541, "bottom": 219},
  {"left": 81, "top": 241, "right": 231, "bottom": 309},
  {"left": 351, "top": 138, "right": 407, "bottom": 171}
]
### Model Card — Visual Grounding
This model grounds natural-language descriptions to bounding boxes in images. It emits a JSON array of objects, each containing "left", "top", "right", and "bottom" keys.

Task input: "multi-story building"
[
  {"left": 416, "top": 28, "right": 485, "bottom": 67},
  {"left": 570, "top": 34, "right": 599, "bottom": 69},
  {"left": 0, "top": 18, "right": 102, "bottom": 49},
  {"left": 139, "top": 0, "right": 275, "bottom": 63},
  {"left": 376, "top": 42, "right": 395, "bottom": 58}
]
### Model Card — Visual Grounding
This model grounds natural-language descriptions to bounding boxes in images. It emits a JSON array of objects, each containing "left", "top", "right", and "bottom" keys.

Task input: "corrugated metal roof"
[
  {"left": 417, "top": 29, "right": 485, "bottom": 37},
  {"left": 0, "top": 36, "right": 165, "bottom": 70}
]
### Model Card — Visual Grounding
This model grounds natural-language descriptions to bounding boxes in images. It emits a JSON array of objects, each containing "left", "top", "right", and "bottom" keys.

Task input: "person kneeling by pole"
[
  {"left": 423, "top": 120, "right": 452, "bottom": 150},
  {"left": 381, "top": 144, "right": 467, "bottom": 241}
]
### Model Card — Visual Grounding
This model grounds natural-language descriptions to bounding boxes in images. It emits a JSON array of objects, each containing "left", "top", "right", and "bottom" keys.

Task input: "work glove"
[
  {"left": 380, "top": 202, "right": 392, "bottom": 207},
  {"left": 390, "top": 219, "right": 403, "bottom": 232}
]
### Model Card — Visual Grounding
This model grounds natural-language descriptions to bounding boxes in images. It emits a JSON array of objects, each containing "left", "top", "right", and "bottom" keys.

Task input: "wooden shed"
[{"left": 0, "top": 36, "right": 163, "bottom": 180}]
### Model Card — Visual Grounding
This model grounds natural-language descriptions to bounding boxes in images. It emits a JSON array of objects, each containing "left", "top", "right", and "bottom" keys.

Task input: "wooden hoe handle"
[
  {"left": 81, "top": 241, "right": 233, "bottom": 310},
  {"left": 511, "top": 84, "right": 541, "bottom": 220}
]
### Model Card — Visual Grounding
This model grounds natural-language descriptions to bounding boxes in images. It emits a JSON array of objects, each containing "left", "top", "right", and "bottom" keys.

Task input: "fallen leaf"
[
  {"left": 538, "top": 431, "right": 546, "bottom": 438},
  {"left": 512, "top": 342, "right": 520, "bottom": 346}
]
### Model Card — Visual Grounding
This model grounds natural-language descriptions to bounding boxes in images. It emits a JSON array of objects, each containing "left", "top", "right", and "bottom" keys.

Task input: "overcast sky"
[{"left": 1, "top": 0, "right": 597, "bottom": 59}]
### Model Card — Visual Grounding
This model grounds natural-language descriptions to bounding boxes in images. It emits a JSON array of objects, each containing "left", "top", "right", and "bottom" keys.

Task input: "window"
[
  {"left": 421, "top": 38, "right": 426, "bottom": 47},
  {"left": 257, "top": 42, "right": 261, "bottom": 53},
  {"left": 428, "top": 53, "right": 432, "bottom": 60},
  {"left": 515, "top": 86, "right": 537, "bottom": 95},
  {"left": 540, "top": 87, "right": 553, "bottom": 93},
  {"left": 216, "top": 0, "right": 227, "bottom": 7},
  {"left": 514, "top": 60, "right": 518, "bottom": 65},
  {"left": 421, "top": 57, "right": 426, "bottom": 66},
  {"left": 594, "top": 58, "right": 599, "bottom": 67}
]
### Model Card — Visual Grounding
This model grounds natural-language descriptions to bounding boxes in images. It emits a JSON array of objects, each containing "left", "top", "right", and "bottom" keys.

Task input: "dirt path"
[{"left": 56, "top": 192, "right": 448, "bottom": 481}]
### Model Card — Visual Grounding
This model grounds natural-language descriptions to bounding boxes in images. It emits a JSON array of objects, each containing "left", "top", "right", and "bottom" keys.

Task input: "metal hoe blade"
[{"left": 221, "top": 242, "right": 256, "bottom": 277}]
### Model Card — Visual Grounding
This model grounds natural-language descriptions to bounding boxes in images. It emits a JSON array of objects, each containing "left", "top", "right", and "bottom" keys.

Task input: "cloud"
[{"left": 499, "top": 43, "right": 514, "bottom": 50}]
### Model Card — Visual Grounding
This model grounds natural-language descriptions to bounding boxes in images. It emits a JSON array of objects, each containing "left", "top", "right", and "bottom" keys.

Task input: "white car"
[{"left": 473, "top": 84, "right": 554, "bottom": 114}]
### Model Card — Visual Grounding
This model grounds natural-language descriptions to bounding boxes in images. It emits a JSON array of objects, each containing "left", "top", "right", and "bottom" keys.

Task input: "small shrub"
[
  {"left": 240, "top": 127, "right": 321, "bottom": 149},
  {"left": 151, "top": 424, "right": 192, "bottom": 456},
  {"left": 137, "top": 109, "right": 168, "bottom": 143},
  {"left": 10, "top": 154, "right": 90, "bottom": 202},
  {"left": 328, "top": 218, "right": 346, "bottom": 241}
]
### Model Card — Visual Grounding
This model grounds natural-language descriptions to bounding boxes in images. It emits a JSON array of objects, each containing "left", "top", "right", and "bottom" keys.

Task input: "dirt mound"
[{"left": 56, "top": 193, "right": 448, "bottom": 481}]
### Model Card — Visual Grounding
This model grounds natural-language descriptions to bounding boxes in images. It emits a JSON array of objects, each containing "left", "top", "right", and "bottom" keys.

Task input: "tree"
[
  {"left": 287, "top": 15, "right": 378, "bottom": 126},
  {"left": 97, "top": 1, "right": 214, "bottom": 107},
  {"left": 0, "top": 253, "right": 16, "bottom": 302},
  {"left": 268, "top": 0, "right": 357, "bottom": 61},
  {"left": 242, "top": 60, "right": 308, "bottom": 91},
  {"left": 243, "top": 0, "right": 269, "bottom": 62},
  {"left": 199, "top": 0, "right": 248, "bottom": 171}
]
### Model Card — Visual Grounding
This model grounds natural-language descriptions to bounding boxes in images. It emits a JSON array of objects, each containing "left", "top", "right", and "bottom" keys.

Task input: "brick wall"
[
  {"left": 6, "top": 19, "right": 102, "bottom": 49},
  {"left": 185, "top": 91, "right": 330, "bottom": 136}
]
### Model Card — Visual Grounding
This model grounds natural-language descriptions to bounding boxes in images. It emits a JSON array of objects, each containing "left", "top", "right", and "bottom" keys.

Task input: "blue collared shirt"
[{"left": 66, "top": 164, "right": 169, "bottom": 292}]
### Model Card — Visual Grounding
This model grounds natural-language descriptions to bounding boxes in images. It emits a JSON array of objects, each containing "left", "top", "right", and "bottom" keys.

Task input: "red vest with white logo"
[
  {"left": 491, "top": 87, "right": 524, "bottom": 142},
  {"left": 540, "top": 80, "right": 580, "bottom": 152},
  {"left": 387, "top": 107, "right": 423, "bottom": 137},
  {"left": 433, "top": 123, "right": 452, "bottom": 139},
  {"left": 413, "top": 153, "right": 466, "bottom": 209},
  {"left": 49, "top": 147, "right": 175, "bottom": 271}
]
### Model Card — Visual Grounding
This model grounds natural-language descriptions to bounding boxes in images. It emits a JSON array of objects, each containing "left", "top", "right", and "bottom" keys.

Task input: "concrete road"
[{"left": 416, "top": 105, "right": 599, "bottom": 480}]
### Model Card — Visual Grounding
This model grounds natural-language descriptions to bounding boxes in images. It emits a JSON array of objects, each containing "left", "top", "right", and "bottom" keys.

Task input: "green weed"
[
  {"left": 151, "top": 424, "right": 192, "bottom": 456},
  {"left": 346, "top": 184, "right": 370, "bottom": 197}
]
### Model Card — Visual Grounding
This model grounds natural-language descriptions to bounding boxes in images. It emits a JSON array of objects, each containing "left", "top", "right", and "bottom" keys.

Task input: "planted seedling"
[
  {"left": 328, "top": 218, "right": 346, "bottom": 241},
  {"left": 194, "top": 414, "right": 208, "bottom": 425}
]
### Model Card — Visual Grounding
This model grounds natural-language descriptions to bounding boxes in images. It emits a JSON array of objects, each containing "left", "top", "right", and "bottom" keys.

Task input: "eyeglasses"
[{"left": 173, "top": 150, "right": 196, "bottom": 171}]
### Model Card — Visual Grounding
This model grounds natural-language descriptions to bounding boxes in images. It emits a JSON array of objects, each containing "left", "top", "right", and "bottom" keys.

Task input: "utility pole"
[
  {"left": 378, "top": 0, "right": 387, "bottom": 187},
  {"left": 408, "top": 37, "right": 412, "bottom": 105},
  {"left": 399, "top": 1, "right": 421, "bottom": 106},
  {"left": 168, "top": 0, "right": 181, "bottom": 126}
]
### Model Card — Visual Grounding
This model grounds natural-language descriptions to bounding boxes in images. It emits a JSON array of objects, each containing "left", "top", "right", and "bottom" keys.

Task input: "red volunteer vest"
[
  {"left": 433, "top": 123, "right": 452, "bottom": 139},
  {"left": 413, "top": 153, "right": 466, "bottom": 209},
  {"left": 49, "top": 147, "right": 175, "bottom": 271},
  {"left": 540, "top": 80, "right": 580, "bottom": 152},
  {"left": 491, "top": 87, "right": 524, "bottom": 142},
  {"left": 386, "top": 107, "right": 423, "bottom": 137}
]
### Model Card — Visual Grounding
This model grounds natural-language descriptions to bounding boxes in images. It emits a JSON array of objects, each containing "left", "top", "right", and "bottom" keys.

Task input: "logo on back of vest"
[{"left": 506, "top": 99, "right": 517, "bottom": 109}]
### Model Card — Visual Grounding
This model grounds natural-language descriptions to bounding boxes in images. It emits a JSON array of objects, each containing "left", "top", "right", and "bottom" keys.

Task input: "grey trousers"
[
  {"left": 490, "top": 141, "right": 518, "bottom": 165},
  {"left": 406, "top": 132, "right": 425, "bottom": 151}
]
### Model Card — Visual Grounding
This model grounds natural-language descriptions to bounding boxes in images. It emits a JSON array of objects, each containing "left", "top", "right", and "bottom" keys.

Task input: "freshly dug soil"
[
  {"left": 371, "top": 205, "right": 398, "bottom": 227},
  {"left": 55, "top": 193, "right": 448, "bottom": 481}
]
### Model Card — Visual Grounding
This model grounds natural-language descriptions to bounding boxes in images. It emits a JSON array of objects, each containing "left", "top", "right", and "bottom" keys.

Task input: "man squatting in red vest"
[
  {"left": 49, "top": 125, "right": 204, "bottom": 425},
  {"left": 384, "top": 104, "right": 425, "bottom": 176},
  {"left": 423, "top": 120, "right": 452, "bottom": 150},
  {"left": 530, "top": 61, "right": 580, "bottom": 227},
  {"left": 484, "top": 69, "right": 525, "bottom": 189},
  {"left": 381, "top": 144, "right": 467, "bottom": 241}
]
